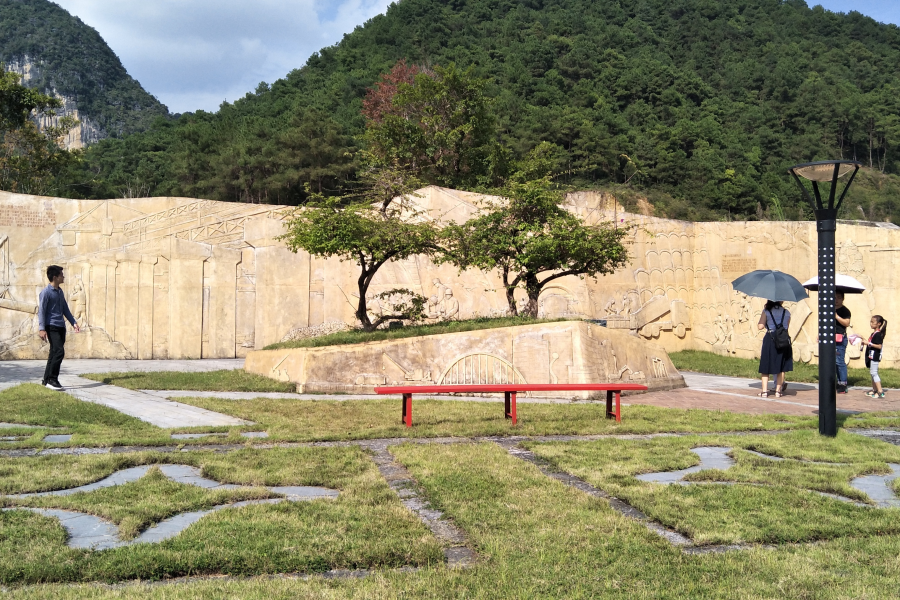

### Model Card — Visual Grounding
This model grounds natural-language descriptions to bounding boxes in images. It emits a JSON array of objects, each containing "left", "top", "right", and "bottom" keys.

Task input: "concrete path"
[
  {"left": 628, "top": 372, "right": 900, "bottom": 417},
  {"left": 58, "top": 375, "right": 250, "bottom": 428},
  {"left": 0, "top": 359, "right": 249, "bottom": 428}
]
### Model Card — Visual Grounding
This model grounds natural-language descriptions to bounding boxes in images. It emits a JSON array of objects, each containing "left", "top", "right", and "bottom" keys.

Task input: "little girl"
[{"left": 861, "top": 315, "right": 887, "bottom": 398}]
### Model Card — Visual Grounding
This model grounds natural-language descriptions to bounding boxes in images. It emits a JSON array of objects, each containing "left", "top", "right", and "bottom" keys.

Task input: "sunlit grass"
[
  {"left": 0, "top": 446, "right": 441, "bottom": 584},
  {"left": 528, "top": 430, "right": 900, "bottom": 545},
  {"left": 263, "top": 316, "right": 568, "bottom": 350},
  {"left": 81, "top": 370, "right": 295, "bottom": 393}
]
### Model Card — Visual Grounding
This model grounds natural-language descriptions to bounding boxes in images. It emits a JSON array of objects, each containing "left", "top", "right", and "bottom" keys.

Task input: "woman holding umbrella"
[
  {"left": 757, "top": 300, "right": 792, "bottom": 397},
  {"left": 732, "top": 270, "right": 808, "bottom": 398}
]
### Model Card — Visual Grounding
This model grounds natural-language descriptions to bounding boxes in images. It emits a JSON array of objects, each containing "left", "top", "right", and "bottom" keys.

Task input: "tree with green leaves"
[
  {"left": 279, "top": 198, "right": 436, "bottom": 331},
  {"left": 363, "top": 61, "right": 506, "bottom": 188},
  {"left": 440, "top": 177, "right": 631, "bottom": 317},
  {"left": 0, "top": 68, "right": 78, "bottom": 195}
]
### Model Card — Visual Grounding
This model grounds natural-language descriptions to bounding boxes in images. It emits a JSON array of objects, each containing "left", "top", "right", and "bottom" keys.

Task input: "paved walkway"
[
  {"left": 0, "top": 360, "right": 248, "bottom": 428},
  {"left": 624, "top": 372, "right": 900, "bottom": 417}
]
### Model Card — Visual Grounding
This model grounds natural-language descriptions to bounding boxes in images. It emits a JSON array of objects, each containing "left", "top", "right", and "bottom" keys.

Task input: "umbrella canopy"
[
  {"left": 802, "top": 274, "right": 866, "bottom": 294},
  {"left": 731, "top": 270, "right": 809, "bottom": 302}
]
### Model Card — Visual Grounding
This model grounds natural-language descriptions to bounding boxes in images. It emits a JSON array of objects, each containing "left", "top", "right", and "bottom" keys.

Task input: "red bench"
[{"left": 373, "top": 383, "right": 648, "bottom": 427}]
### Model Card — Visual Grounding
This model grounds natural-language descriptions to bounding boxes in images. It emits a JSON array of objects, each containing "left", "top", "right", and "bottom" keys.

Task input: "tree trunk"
[
  {"left": 505, "top": 285, "right": 518, "bottom": 316},
  {"left": 522, "top": 274, "right": 541, "bottom": 318},
  {"left": 356, "top": 270, "right": 377, "bottom": 332},
  {"left": 502, "top": 267, "right": 518, "bottom": 316}
]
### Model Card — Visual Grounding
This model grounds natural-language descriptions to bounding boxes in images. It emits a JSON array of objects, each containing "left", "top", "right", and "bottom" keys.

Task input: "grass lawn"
[
  {"left": 844, "top": 410, "right": 900, "bottom": 429},
  {"left": 527, "top": 430, "right": 900, "bottom": 545},
  {"left": 80, "top": 370, "right": 295, "bottom": 393},
  {"left": 175, "top": 395, "right": 818, "bottom": 441},
  {"left": 0, "top": 446, "right": 442, "bottom": 585},
  {"left": 0, "top": 384, "right": 165, "bottom": 447},
  {"left": 5, "top": 439, "right": 900, "bottom": 597},
  {"left": 670, "top": 349, "right": 900, "bottom": 388},
  {"left": 263, "top": 316, "right": 567, "bottom": 350},
  {"left": 0, "top": 384, "right": 818, "bottom": 449}
]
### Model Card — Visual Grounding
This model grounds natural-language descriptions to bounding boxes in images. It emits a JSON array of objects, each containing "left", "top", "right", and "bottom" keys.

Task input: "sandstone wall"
[
  {"left": 1, "top": 187, "right": 898, "bottom": 369},
  {"left": 244, "top": 321, "right": 683, "bottom": 396}
]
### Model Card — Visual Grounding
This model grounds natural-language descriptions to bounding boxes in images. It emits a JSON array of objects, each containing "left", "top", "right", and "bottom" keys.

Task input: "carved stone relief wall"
[{"left": 2, "top": 187, "right": 899, "bottom": 369}]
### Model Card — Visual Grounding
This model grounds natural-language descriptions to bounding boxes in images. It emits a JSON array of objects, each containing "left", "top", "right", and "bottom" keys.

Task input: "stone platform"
[{"left": 245, "top": 321, "right": 684, "bottom": 398}]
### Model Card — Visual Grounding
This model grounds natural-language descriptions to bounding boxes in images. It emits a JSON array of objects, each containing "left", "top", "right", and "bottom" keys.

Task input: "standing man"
[{"left": 38, "top": 265, "right": 79, "bottom": 391}]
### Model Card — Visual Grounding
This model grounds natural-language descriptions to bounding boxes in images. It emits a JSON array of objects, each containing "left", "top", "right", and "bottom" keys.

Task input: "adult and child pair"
[{"left": 757, "top": 292, "right": 888, "bottom": 397}]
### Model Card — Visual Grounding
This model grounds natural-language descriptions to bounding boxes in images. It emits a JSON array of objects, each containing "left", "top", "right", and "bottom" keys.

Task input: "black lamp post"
[{"left": 787, "top": 160, "right": 861, "bottom": 437}]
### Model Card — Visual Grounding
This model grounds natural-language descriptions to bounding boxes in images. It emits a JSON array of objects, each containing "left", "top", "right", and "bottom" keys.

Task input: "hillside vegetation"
[
  {"left": 69, "top": 0, "right": 900, "bottom": 222},
  {"left": 0, "top": 0, "right": 168, "bottom": 143}
]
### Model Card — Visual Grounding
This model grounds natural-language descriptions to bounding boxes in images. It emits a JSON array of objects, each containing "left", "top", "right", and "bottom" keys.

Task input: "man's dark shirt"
[{"left": 835, "top": 306, "right": 851, "bottom": 336}]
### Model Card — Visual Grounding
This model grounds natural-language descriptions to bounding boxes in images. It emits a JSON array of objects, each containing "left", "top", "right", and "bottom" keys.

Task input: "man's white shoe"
[{"left": 45, "top": 382, "right": 65, "bottom": 391}]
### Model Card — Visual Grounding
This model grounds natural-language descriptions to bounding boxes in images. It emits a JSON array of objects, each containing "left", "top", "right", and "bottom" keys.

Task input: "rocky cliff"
[{"left": 0, "top": 0, "right": 168, "bottom": 148}]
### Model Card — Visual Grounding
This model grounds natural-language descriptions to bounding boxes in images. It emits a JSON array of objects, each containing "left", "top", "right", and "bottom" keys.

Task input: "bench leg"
[
  {"left": 606, "top": 390, "right": 621, "bottom": 423},
  {"left": 506, "top": 391, "right": 517, "bottom": 425},
  {"left": 402, "top": 393, "right": 412, "bottom": 427},
  {"left": 505, "top": 392, "right": 511, "bottom": 419}
]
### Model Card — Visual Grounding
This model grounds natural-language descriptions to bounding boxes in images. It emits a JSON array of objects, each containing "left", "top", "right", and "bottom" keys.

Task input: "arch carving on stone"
[{"left": 437, "top": 353, "right": 528, "bottom": 387}]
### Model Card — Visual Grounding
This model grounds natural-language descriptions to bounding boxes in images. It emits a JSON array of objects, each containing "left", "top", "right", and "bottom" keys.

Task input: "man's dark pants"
[{"left": 42, "top": 326, "right": 66, "bottom": 385}]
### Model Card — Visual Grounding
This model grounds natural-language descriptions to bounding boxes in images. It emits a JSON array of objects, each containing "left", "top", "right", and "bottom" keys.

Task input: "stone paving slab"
[
  {"left": 57, "top": 375, "right": 251, "bottom": 428},
  {"left": 624, "top": 385, "right": 900, "bottom": 417}
]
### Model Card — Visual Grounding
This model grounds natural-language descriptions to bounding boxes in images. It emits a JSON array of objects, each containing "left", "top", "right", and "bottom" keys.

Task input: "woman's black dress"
[{"left": 758, "top": 324, "right": 793, "bottom": 375}]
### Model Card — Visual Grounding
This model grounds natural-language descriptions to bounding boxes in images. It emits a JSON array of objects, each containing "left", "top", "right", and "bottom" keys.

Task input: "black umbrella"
[{"left": 731, "top": 270, "right": 809, "bottom": 302}]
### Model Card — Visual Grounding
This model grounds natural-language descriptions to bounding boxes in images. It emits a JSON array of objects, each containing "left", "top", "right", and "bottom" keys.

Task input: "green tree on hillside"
[
  {"left": 363, "top": 61, "right": 506, "bottom": 188},
  {"left": 0, "top": 69, "right": 77, "bottom": 195}
]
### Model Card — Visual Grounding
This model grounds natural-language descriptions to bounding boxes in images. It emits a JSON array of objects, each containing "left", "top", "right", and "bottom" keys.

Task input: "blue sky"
[{"left": 50, "top": 1, "right": 900, "bottom": 114}]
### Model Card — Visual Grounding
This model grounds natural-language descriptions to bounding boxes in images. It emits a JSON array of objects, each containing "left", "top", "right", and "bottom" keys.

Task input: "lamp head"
[
  {"left": 788, "top": 160, "right": 861, "bottom": 182},
  {"left": 787, "top": 160, "right": 862, "bottom": 213}
]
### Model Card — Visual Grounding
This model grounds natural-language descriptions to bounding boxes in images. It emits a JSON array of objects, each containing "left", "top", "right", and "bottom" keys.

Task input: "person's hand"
[
  {"left": 73, "top": 324, "right": 81, "bottom": 333},
  {"left": 38, "top": 330, "right": 47, "bottom": 341}
]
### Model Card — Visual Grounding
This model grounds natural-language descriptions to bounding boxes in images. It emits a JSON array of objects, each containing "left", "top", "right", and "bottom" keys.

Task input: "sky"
[
  {"left": 51, "top": 1, "right": 900, "bottom": 115},
  {"left": 53, "top": 0, "right": 394, "bottom": 114}
]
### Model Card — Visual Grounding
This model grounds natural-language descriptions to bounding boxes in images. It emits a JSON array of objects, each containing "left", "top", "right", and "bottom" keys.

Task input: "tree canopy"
[{"left": 441, "top": 177, "right": 631, "bottom": 317}]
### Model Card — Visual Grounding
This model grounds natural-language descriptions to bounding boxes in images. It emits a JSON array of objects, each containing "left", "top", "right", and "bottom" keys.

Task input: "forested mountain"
[
  {"left": 78, "top": 0, "right": 900, "bottom": 222},
  {"left": 0, "top": 0, "right": 168, "bottom": 148}
]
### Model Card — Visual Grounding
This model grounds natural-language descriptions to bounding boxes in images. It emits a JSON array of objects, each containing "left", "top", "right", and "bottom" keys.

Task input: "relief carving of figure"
[
  {"left": 440, "top": 289, "right": 460, "bottom": 320},
  {"left": 432, "top": 278, "right": 448, "bottom": 299},
  {"left": 603, "top": 296, "right": 619, "bottom": 316},
  {"left": 621, "top": 293, "right": 634, "bottom": 317},
  {"left": 736, "top": 291, "right": 752, "bottom": 324},
  {"left": 723, "top": 314, "right": 736, "bottom": 354},
  {"left": 426, "top": 295, "right": 441, "bottom": 321},
  {"left": 713, "top": 313, "right": 725, "bottom": 345},
  {"left": 70, "top": 277, "right": 87, "bottom": 328}
]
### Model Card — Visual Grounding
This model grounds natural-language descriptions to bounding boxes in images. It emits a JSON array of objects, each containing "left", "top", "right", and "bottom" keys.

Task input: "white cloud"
[
  {"left": 52, "top": 0, "right": 394, "bottom": 113},
  {"left": 814, "top": 1, "right": 900, "bottom": 25}
]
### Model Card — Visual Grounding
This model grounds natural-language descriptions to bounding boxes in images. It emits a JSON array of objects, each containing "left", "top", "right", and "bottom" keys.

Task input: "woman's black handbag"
[{"left": 770, "top": 309, "right": 792, "bottom": 352}]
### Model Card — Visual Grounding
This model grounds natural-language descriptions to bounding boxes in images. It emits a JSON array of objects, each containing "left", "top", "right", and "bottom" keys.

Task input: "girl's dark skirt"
[{"left": 759, "top": 333, "right": 793, "bottom": 374}]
